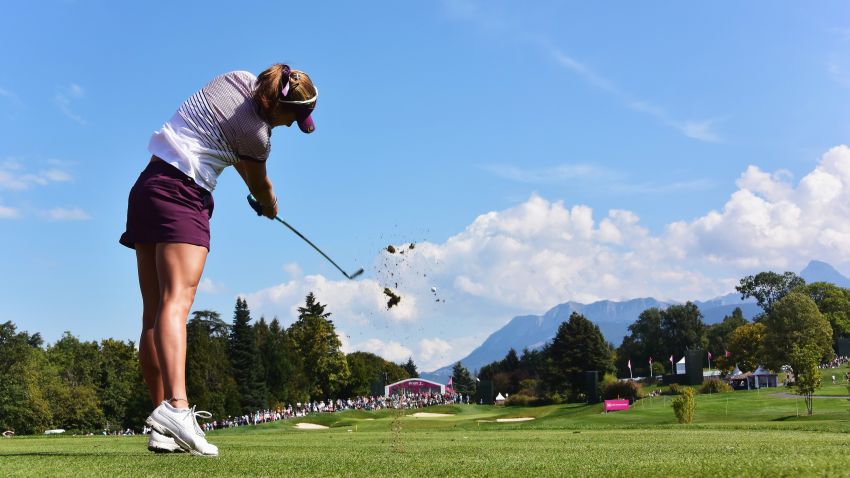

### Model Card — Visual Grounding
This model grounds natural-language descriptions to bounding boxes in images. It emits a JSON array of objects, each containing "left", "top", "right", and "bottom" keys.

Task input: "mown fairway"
[{"left": 2, "top": 386, "right": 849, "bottom": 477}]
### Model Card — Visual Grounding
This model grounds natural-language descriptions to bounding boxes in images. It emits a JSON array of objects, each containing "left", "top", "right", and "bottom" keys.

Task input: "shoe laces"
[{"left": 186, "top": 406, "right": 212, "bottom": 437}]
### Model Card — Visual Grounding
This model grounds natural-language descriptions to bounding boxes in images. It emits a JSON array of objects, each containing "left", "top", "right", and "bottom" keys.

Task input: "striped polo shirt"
[{"left": 148, "top": 71, "right": 272, "bottom": 192}]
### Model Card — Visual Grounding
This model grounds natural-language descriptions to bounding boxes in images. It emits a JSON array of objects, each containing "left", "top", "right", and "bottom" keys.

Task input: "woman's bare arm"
[{"left": 233, "top": 160, "right": 278, "bottom": 219}]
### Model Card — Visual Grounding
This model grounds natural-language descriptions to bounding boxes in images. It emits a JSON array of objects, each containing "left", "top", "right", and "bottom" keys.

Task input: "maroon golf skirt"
[{"left": 119, "top": 158, "right": 214, "bottom": 250}]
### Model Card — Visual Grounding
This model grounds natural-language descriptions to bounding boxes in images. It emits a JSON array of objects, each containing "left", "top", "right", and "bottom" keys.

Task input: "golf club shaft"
[{"left": 273, "top": 216, "right": 359, "bottom": 279}]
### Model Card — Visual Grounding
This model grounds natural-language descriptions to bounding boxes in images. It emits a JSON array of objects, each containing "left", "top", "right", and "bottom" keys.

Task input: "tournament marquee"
[{"left": 384, "top": 378, "right": 446, "bottom": 396}]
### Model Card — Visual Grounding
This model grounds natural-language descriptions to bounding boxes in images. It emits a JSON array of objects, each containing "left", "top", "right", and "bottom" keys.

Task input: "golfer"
[{"left": 119, "top": 64, "right": 317, "bottom": 456}]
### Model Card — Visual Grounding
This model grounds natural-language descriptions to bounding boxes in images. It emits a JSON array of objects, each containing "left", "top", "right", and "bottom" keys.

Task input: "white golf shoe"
[
  {"left": 145, "top": 401, "right": 219, "bottom": 456},
  {"left": 147, "top": 429, "right": 184, "bottom": 453}
]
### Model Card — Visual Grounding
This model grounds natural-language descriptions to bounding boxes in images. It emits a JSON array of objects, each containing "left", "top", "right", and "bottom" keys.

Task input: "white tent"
[
  {"left": 495, "top": 393, "right": 506, "bottom": 404},
  {"left": 676, "top": 356, "right": 686, "bottom": 375}
]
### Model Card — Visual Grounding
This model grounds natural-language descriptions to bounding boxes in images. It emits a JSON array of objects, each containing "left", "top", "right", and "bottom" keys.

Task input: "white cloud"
[
  {"left": 0, "top": 87, "right": 23, "bottom": 107},
  {"left": 416, "top": 335, "right": 487, "bottom": 371},
  {"left": 357, "top": 338, "right": 413, "bottom": 363},
  {"left": 418, "top": 338, "right": 452, "bottom": 364},
  {"left": 482, "top": 161, "right": 713, "bottom": 194},
  {"left": 46, "top": 207, "right": 90, "bottom": 221},
  {"left": 283, "top": 262, "right": 303, "bottom": 278},
  {"left": 544, "top": 41, "right": 724, "bottom": 142},
  {"left": 0, "top": 159, "right": 74, "bottom": 191},
  {"left": 55, "top": 83, "right": 86, "bottom": 125},
  {"left": 198, "top": 278, "right": 225, "bottom": 294},
  {"left": 481, "top": 163, "right": 613, "bottom": 183},
  {"left": 243, "top": 275, "right": 418, "bottom": 328},
  {"left": 668, "top": 145, "right": 850, "bottom": 269},
  {"left": 0, "top": 204, "right": 20, "bottom": 219},
  {"left": 677, "top": 119, "right": 722, "bottom": 143}
]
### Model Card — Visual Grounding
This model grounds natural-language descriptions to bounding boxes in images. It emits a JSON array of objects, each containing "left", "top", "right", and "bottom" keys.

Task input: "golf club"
[{"left": 247, "top": 194, "right": 364, "bottom": 280}]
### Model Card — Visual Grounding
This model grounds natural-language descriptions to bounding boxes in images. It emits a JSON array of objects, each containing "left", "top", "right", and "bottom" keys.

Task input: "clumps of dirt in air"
[
  {"left": 376, "top": 236, "right": 441, "bottom": 311},
  {"left": 384, "top": 288, "right": 401, "bottom": 309}
]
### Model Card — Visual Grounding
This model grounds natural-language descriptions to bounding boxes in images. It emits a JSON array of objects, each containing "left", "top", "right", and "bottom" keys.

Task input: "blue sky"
[{"left": 2, "top": 1, "right": 849, "bottom": 370}]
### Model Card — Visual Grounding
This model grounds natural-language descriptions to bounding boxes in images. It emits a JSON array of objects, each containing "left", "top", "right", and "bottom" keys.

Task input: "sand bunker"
[
  {"left": 410, "top": 412, "right": 453, "bottom": 418},
  {"left": 496, "top": 417, "right": 535, "bottom": 423},
  {"left": 294, "top": 423, "right": 329, "bottom": 430}
]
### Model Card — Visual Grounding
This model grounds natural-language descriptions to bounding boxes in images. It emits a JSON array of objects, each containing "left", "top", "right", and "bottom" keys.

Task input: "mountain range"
[{"left": 422, "top": 260, "right": 849, "bottom": 381}]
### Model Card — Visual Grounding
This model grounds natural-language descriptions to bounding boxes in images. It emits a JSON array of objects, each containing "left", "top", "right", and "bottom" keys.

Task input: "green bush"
[
  {"left": 699, "top": 378, "right": 732, "bottom": 394},
  {"left": 505, "top": 393, "right": 551, "bottom": 407},
  {"left": 672, "top": 388, "right": 695, "bottom": 424},
  {"left": 602, "top": 380, "right": 644, "bottom": 403},
  {"left": 600, "top": 373, "right": 618, "bottom": 389},
  {"left": 665, "top": 383, "right": 686, "bottom": 395}
]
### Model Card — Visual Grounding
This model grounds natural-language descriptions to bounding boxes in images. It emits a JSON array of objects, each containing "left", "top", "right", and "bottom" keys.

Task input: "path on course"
[{"left": 769, "top": 392, "right": 850, "bottom": 399}]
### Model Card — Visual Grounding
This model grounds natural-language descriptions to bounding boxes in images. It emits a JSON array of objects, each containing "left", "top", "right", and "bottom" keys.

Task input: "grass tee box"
[{"left": 2, "top": 397, "right": 849, "bottom": 477}]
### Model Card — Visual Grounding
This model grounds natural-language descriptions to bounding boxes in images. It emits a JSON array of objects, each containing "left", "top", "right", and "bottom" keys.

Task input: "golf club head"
[
  {"left": 348, "top": 268, "right": 364, "bottom": 280},
  {"left": 246, "top": 194, "right": 263, "bottom": 216}
]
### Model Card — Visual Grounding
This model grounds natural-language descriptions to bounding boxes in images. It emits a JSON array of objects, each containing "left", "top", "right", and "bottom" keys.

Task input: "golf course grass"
[{"left": 2, "top": 379, "right": 849, "bottom": 477}]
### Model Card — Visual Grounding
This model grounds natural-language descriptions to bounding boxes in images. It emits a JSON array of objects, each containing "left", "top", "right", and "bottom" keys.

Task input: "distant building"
[
  {"left": 728, "top": 366, "right": 778, "bottom": 390},
  {"left": 384, "top": 378, "right": 445, "bottom": 396}
]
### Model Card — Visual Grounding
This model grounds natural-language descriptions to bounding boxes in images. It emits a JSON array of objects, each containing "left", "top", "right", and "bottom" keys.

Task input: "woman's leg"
[
  {"left": 136, "top": 243, "right": 164, "bottom": 406},
  {"left": 155, "top": 242, "right": 208, "bottom": 409}
]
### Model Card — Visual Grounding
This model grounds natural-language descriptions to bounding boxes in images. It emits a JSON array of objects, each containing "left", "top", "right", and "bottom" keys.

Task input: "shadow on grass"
[
  {"left": 0, "top": 451, "right": 139, "bottom": 457},
  {"left": 771, "top": 415, "right": 799, "bottom": 422}
]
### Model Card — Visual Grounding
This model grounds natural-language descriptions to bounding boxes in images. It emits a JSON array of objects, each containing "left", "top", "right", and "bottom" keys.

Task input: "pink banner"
[{"left": 603, "top": 399, "right": 630, "bottom": 412}]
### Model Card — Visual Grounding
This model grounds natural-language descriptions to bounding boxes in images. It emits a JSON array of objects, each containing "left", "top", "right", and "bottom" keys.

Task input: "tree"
[
  {"left": 46, "top": 332, "right": 101, "bottom": 388},
  {"left": 706, "top": 308, "right": 748, "bottom": 373},
  {"left": 544, "top": 312, "right": 614, "bottom": 396},
  {"left": 228, "top": 298, "right": 267, "bottom": 413},
  {"left": 0, "top": 322, "right": 55, "bottom": 434},
  {"left": 343, "top": 352, "right": 408, "bottom": 397},
  {"left": 795, "top": 282, "right": 850, "bottom": 341},
  {"left": 256, "top": 317, "right": 308, "bottom": 406},
  {"left": 659, "top": 302, "right": 707, "bottom": 358},
  {"left": 616, "top": 308, "right": 664, "bottom": 378},
  {"left": 736, "top": 271, "right": 805, "bottom": 316},
  {"left": 479, "top": 348, "right": 531, "bottom": 396},
  {"left": 187, "top": 311, "right": 240, "bottom": 418},
  {"left": 789, "top": 345, "right": 822, "bottom": 416},
  {"left": 728, "top": 323, "right": 766, "bottom": 373},
  {"left": 44, "top": 332, "right": 107, "bottom": 432},
  {"left": 451, "top": 362, "right": 476, "bottom": 396},
  {"left": 706, "top": 308, "right": 748, "bottom": 356},
  {"left": 401, "top": 357, "right": 419, "bottom": 378},
  {"left": 98, "top": 338, "right": 143, "bottom": 431},
  {"left": 288, "top": 293, "right": 350, "bottom": 399},
  {"left": 762, "top": 293, "right": 833, "bottom": 371}
]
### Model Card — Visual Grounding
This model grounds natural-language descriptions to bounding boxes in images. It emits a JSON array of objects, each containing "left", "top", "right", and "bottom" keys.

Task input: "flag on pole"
[
  {"left": 627, "top": 359, "right": 632, "bottom": 370},
  {"left": 708, "top": 351, "right": 712, "bottom": 360},
  {"left": 669, "top": 355, "right": 674, "bottom": 363}
]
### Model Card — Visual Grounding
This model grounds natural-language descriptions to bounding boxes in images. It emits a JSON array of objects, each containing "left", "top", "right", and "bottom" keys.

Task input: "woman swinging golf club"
[{"left": 119, "top": 64, "right": 317, "bottom": 456}]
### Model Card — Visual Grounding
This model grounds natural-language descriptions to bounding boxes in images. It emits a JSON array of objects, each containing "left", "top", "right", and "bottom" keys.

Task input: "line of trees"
[
  {"left": 0, "top": 293, "right": 416, "bottom": 434},
  {"left": 476, "top": 272, "right": 847, "bottom": 414},
  {"left": 478, "top": 311, "right": 614, "bottom": 404}
]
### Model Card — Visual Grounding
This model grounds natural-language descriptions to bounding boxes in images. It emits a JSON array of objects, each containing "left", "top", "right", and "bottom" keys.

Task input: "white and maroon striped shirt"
[{"left": 148, "top": 71, "right": 271, "bottom": 192}]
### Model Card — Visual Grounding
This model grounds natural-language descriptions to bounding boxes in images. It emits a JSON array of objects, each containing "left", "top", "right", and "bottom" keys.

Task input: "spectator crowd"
[{"left": 169, "top": 392, "right": 470, "bottom": 432}]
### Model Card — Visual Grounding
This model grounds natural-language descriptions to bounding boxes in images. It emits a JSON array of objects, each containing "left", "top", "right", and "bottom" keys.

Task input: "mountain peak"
[{"left": 800, "top": 260, "right": 850, "bottom": 288}]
